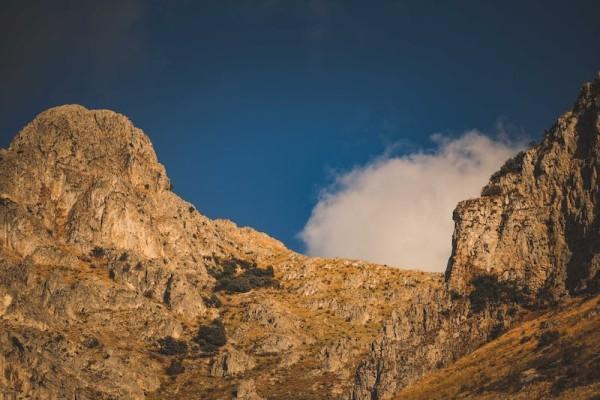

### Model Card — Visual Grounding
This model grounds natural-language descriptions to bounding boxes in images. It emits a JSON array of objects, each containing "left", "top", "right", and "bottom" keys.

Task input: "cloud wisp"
[{"left": 300, "top": 131, "right": 524, "bottom": 272}]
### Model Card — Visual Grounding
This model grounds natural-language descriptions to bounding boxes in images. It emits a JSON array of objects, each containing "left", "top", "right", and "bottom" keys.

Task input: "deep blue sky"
[{"left": 1, "top": 1, "right": 599, "bottom": 252}]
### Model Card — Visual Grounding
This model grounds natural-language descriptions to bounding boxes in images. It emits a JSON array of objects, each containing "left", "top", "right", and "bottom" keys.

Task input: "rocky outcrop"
[
  {"left": 0, "top": 105, "right": 443, "bottom": 399},
  {"left": 446, "top": 75, "right": 600, "bottom": 299},
  {"left": 0, "top": 105, "right": 289, "bottom": 399},
  {"left": 210, "top": 348, "right": 256, "bottom": 377},
  {"left": 234, "top": 379, "right": 264, "bottom": 400},
  {"left": 348, "top": 74, "right": 600, "bottom": 399}
]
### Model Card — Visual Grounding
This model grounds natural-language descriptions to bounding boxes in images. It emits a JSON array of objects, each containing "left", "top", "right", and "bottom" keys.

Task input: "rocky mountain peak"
[
  {"left": 0, "top": 104, "right": 285, "bottom": 265},
  {"left": 6, "top": 104, "right": 171, "bottom": 194},
  {"left": 446, "top": 74, "right": 599, "bottom": 300}
]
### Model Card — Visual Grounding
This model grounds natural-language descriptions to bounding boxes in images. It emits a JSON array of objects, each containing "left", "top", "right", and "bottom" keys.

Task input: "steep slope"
[
  {"left": 395, "top": 294, "right": 600, "bottom": 399},
  {"left": 0, "top": 72, "right": 598, "bottom": 400},
  {"left": 353, "top": 72, "right": 600, "bottom": 399},
  {"left": 446, "top": 75, "right": 600, "bottom": 299},
  {"left": 0, "top": 105, "right": 447, "bottom": 399},
  {"left": 350, "top": 73, "right": 600, "bottom": 400}
]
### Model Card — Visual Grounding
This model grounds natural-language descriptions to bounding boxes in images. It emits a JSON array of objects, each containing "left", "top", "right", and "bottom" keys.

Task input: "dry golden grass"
[
  {"left": 395, "top": 295, "right": 600, "bottom": 400},
  {"left": 146, "top": 255, "right": 445, "bottom": 399}
]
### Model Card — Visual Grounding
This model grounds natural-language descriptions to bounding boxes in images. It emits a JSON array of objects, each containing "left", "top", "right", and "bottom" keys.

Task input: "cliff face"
[
  {"left": 0, "top": 105, "right": 289, "bottom": 399},
  {"left": 446, "top": 76, "right": 599, "bottom": 299},
  {"left": 350, "top": 74, "right": 600, "bottom": 399},
  {"left": 0, "top": 105, "right": 448, "bottom": 399},
  {"left": 0, "top": 74, "right": 598, "bottom": 400},
  {"left": 394, "top": 295, "right": 600, "bottom": 400}
]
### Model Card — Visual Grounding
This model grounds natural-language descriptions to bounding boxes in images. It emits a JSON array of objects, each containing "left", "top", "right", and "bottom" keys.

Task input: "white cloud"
[{"left": 300, "top": 131, "right": 524, "bottom": 272}]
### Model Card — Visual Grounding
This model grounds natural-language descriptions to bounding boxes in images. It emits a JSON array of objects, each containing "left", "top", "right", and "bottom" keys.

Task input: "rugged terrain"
[{"left": 0, "top": 73, "right": 598, "bottom": 400}]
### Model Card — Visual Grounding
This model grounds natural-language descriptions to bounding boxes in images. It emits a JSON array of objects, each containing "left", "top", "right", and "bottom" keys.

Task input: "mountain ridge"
[{"left": 0, "top": 73, "right": 598, "bottom": 399}]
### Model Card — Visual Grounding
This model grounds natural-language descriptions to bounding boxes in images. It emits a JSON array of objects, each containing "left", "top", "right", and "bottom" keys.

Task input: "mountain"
[{"left": 0, "top": 73, "right": 598, "bottom": 400}]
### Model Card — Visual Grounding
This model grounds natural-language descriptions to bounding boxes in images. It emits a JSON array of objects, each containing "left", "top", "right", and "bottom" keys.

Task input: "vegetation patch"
[
  {"left": 163, "top": 275, "right": 174, "bottom": 307},
  {"left": 83, "top": 336, "right": 100, "bottom": 349},
  {"left": 537, "top": 330, "right": 560, "bottom": 349},
  {"left": 469, "top": 274, "right": 524, "bottom": 312},
  {"left": 194, "top": 319, "right": 227, "bottom": 353},
  {"left": 488, "top": 323, "right": 505, "bottom": 340},
  {"left": 90, "top": 246, "right": 106, "bottom": 258},
  {"left": 449, "top": 290, "right": 462, "bottom": 301},
  {"left": 203, "top": 294, "right": 222, "bottom": 308},
  {"left": 491, "top": 150, "right": 525, "bottom": 180},
  {"left": 209, "top": 257, "right": 279, "bottom": 294},
  {"left": 158, "top": 336, "right": 188, "bottom": 356},
  {"left": 165, "top": 359, "right": 185, "bottom": 376}
]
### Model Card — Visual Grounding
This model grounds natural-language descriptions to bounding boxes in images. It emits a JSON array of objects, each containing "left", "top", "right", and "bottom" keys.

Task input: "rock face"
[
  {"left": 235, "top": 379, "right": 264, "bottom": 400},
  {"left": 446, "top": 75, "right": 600, "bottom": 299},
  {"left": 0, "top": 74, "right": 598, "bottom": 400},
  {"left": 348, "top": 73, "right": 600, "bottom": 400},
  {"left": 210, "top": 348, "right": 256, "bottom": 377}
]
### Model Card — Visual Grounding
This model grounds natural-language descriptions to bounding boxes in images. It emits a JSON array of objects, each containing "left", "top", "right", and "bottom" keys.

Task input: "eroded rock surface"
[
  {"left": 447, "top": 76, "right": 600, "bottom": 299},
  {"left": 349, "top": 73, "right": 600, "bottom": 400},
  {"left": 0, "top": 73, "right": 598, "bottom": 400}
]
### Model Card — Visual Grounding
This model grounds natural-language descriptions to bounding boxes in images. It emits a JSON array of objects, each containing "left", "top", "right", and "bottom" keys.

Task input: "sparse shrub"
[
  {"left": 211, "top": 258, "right": 279, "bottom": 294},
  {"left": 158, "top": 336, "right": 188, "bottom": 356},
  {"left": 221, "top": 263, "right": 237, "bottom": 278},
  {"left": 90, "top": 246, "right": 105, "bottom": 258},
  {"left": 535, "top": 283, "right": 562, "bottom": 308},
  {"left": 163, "top": 275, "right": 174, "bottom": 307},
  {"left": 194, "top": 319, "right": 226, "bottom": 353},
  {"left": 246, "top": 272, "right": 278, "bottom": 289},
  {"left": 560, "top": 344, "right": 582, "bottom": 366},
  {"left": 489, "top": 323, "right": 504, "bottom": 340},
  {"left": 11, "top": 337, "right": 24, "bottom": 353},
  {"left": 118, "top": 252, "right": 128, "bottom": 262},
  {"left": 216, "top": 276, "right": 251, "bottom": 293},
  {"left": 83, "top": 337, "right": 100, "bottom": 348},
  {"left": 537, "top": 330, "right": 560, "bottom": 349},
  {"left": 202, "top": 294, "right": 222, "bottom": 308},
  {"left": 491, "top": 151, "right": 525, "bottom": 180},
  {"left": 450, "top": 290, "right": 462, "bottom": 301},
  {"left": 469, "top": 274, "right": 524, "bottom": 313},
  {"left": 248, "top": 266, "right": 274, "bottom": 277},
  {"left": 551, "top": 376, "right": 570, "bottom": 394},
  {"left": 165, "top": 359, "right": 184, "bottom": 376}
]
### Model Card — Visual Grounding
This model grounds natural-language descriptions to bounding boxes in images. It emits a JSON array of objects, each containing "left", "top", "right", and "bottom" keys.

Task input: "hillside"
[
  {"left": 0, "top": 73, "right": 598, "bottom": 400},
  {"left": 396, "top": 294, "right": 600, "bottom": 399}
]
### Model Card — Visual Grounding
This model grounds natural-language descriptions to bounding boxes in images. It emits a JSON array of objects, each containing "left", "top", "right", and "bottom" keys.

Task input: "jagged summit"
[
  {"left": 1, "top": 103, "right": 286, "bottom": 258},
  {"left": 7, "top": 104, "right": 171, "bottom": 193},
  {"left": 446, "top": 74, "right": 599, "bottom": 300}
]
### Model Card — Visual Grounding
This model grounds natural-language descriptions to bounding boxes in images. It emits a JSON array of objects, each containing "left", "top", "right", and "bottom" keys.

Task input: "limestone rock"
[
  {"left": 210, "top": 348, "right": 256, "bottom": 377},
  {"left": 234, "top": 379, "right": 263, "bottom": 400},
  {"left": 446, "top": 75, "right": 600, "bottom": 299}
]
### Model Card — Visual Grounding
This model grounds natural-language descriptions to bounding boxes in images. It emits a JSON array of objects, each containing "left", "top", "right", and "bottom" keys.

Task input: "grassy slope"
[{"left": 395, "top": 295, "right": 600, "bottom": 400}]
